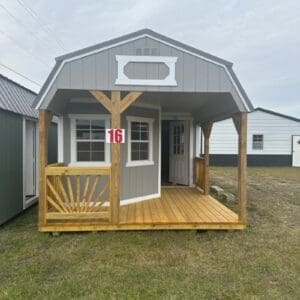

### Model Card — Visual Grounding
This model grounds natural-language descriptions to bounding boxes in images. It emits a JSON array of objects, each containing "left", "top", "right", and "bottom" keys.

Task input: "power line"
[
  {"left": 0, "top": 2, "right": 60, "bottom": 53},
  {"left": 16, "top": 0, "right": 67, "bottom": 51},
  {"left": 0, "top": 29, "right": 49, "bottom": 67},
  {"left": 0, "top": 62, "right": 42, "bottom": 87}
]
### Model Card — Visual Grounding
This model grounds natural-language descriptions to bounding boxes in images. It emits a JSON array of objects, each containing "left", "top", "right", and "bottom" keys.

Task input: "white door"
[
  {"left": 24, "top": 120, "right": 36, "bottom": 196},
  {"left": 292, "top": 135, "right": 300, "bottom": 167},
  {"left": 169, "top": 121, "right": 189, "bottom": 185}
]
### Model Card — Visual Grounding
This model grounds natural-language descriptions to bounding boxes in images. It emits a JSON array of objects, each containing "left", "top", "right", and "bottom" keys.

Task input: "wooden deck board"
[
  {"left": 42, "top": 188, "right": 244, "bottom": 231},
  {"left": 119, "top": 188, "right": 239, "bottom": 225}
]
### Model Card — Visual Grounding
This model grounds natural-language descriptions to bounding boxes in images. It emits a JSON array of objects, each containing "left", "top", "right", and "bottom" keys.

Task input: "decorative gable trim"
[
  {"left": 115, "top": 55, "right": 178, "bottom": 86},
  {"left": 34, "top": 30, "right": 252, "bottom": 112}
]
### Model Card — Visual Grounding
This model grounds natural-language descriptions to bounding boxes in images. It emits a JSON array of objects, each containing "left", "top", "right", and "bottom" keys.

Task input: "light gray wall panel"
[
  {"left": 56, "top": 63, "right": 70, "bottom": 88},
  {"left": 121, "top": 106, "right": 159, "bottom": 200},
  {"left": 83, "top": 55, "right": 96, "bottom": 89},
  {"left": 63, "top": 116, "right": 70, "bottom": 164},
  {"left": 61, "top": 104, "right": 159, "bottom": 200},
  {"left": 41, "top": 37, "right": 244, "bottom": 109},
  {"left": 195, "top": 58, "right": 208, "bottom": 91},
  {"left": 70, "top": 58, "right": 83, "bottom": 89}
]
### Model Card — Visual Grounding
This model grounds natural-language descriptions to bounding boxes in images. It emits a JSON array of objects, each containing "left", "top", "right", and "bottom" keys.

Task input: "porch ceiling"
[{"left": 48, "top": 89, "right": 240, "bottom": 123}]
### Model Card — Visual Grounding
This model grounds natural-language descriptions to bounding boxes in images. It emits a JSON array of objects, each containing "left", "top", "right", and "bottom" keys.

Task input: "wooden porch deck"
[
  {"left": 119, "top": 188, "right": 241, "bottom": 227},
  {"left": 41, "top": 187, "right": 245, "bottom": 232}
]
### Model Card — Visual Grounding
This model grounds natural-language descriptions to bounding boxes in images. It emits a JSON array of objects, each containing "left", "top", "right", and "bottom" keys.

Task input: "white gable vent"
[{"left": 115, "top": 55, "right": 178, "bottom": 86}]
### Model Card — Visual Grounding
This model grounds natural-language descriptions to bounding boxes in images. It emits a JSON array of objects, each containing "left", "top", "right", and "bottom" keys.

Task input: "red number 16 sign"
[{"left": 105, "top": 128, "right": 125, "bottom": 143}]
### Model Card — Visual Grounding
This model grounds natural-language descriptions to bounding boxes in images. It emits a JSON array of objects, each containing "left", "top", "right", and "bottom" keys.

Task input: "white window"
[
  {"left": 70, "top": 115, "right": 110, "bottom": 166},
  {"left": 126, "top": 116, "right": 154, "bottom": 167},
  {"left": 252, "top": 134, "right": 264, "bottom": 150}
]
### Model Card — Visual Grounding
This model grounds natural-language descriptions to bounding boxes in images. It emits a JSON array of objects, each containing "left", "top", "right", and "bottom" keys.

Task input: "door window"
[{"left": 173, "top": 124, "right": 184, "bottom": 155}]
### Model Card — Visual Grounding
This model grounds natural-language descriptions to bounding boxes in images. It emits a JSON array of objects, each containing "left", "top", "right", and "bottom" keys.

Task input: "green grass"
[{"left": 0, "top": 167, "right": 299, "bottom": 299}]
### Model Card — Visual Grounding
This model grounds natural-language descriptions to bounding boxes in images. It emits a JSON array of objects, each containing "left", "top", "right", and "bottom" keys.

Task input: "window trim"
[
  {"left": 69, "top": 114, "right": 111, "bottom": 166},
  {"left": 252, "top": 134, "right": 264, "bottom": 150},
  {"left": 126, "top": 116, "right": 154, "bottom": 167}
]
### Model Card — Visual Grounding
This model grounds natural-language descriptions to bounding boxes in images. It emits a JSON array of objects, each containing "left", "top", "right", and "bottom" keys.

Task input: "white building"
[{"left": 201, "top": 108, "right": 300, "bottom": 166}]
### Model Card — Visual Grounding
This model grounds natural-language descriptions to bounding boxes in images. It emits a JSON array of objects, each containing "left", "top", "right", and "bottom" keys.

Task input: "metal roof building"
[
  {"left": 0, "top": 74, "right": 38, "bottom": 118},
  {"left": 0, "top": 74, "right": 57, "bottom": 225}
]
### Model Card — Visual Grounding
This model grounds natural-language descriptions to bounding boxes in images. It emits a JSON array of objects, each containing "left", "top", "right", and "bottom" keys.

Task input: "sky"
[{"left": 0, "top": 0, "right": 299, "bottom": 117}]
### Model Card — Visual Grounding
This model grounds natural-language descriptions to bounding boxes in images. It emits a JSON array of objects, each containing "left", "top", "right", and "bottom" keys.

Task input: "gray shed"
[
  {"left": 0, "top": 74, "right": 57, "bottom": 225},
  {"left": 33, "top": 29, "right": 253, "bottom": 232}
]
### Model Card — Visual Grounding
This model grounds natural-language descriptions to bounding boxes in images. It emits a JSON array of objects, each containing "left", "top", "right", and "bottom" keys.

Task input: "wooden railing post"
[
  {"left": 233, "top": 112, "right": 248, "bottom": 223},
  {"left": 201, "top": 122, "right": 213, "bottom": 195},
  {"left": 38, "top": 110, "right": 51, "bottom": 229},
  {"left": 110, "top": 91, "right": 121, "bottom": 224}
]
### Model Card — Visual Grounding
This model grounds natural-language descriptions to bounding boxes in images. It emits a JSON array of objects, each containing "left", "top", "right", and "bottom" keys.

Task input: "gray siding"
[
  {"left": 0, "top": 110, "right": 23, "bottom": 225},
  {"left": 48, "top": 123, "right": 58, "bottom": 164},
  {"left": 41, "top": 36, "right": 244, "bottom": 110},
  {"left": 61, "top": 104, "right": 159, "bottom": 200},
  {"left": 121, "top": 106, "right": 159, "bottom": 200}
]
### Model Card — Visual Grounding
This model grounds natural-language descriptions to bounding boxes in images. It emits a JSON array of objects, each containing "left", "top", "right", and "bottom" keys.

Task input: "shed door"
[
  {"left": 169, "top": 121, "right": 189, "bottom": 185},
  {"left": 292, "top": 135, "right": 300, "bottom": 167},
  {"left": 24, "top": 120, "right": 36, "bottom": 196}
]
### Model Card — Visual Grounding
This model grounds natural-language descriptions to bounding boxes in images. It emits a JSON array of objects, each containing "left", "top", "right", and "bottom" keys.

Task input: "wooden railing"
[
  {"left": 194, "top": 157, "right": 205, "bottom": 191},
  {"left": 45, "top": 164, "right": 111, "bottom": 222}
]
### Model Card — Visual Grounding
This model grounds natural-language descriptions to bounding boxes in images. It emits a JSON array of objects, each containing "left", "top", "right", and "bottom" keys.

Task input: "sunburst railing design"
[{"left": 45, "top": 164, "right": 111, "bottom": 221}]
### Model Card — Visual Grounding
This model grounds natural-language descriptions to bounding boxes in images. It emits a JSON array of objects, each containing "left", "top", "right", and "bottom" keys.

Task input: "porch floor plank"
[
  {"left": 41, "top": 188, "right": 245, "bottom": 232},
  {"left": 119, "top": 187, "right": 239, "bottom": 225}
]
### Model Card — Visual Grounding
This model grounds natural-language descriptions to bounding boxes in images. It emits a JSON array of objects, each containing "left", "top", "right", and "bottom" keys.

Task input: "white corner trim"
[
  {"left": 158, "top": 106, "right": 161, "bottom": 195},
  {"left": 22, "top": 117, "right": 26, "bottom": 210},
  {"left": 68, "top": 162, "right": 112, "bottom": 167},
  {"left": 115, "top": 55, "right": 178, "bottom": 86},
  {"left": 102, "top": 193, "right": 161, "bottom": 207},
  {"left": 24, "top": 196, "right": 38, "bottom": 209},
  {"left": 126, "top": 160, "right": 154, "bottom": 167},
  {"left": 36, "top": 33, "right": 251, "bottom": 111},
  {"left": 22, "top": 118, "right": 39, "bottom": 210},
  {"left": 58, "top": 116, "right": 64, "bottom": 162},
  {"left": 120, "top": 193, "right": 160, "bottom": 205},
  {"left": 189, "top": 120, "right": 194, "bottom": 186}
]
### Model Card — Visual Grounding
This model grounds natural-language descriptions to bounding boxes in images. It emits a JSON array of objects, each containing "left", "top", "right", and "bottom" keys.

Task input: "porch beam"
[
  {"left": 90, "top": 90, "right": 112, "bottom": 112},
  {"left": 120, "top": 91, "right": 143, "bottom": 113},
  {"left": 110, "top": 91, "right": 121, "bottom": 224},
  {"left": 201, "top": 121, "right": 213, "bottom": 195},
  {"left": 232, "top": 112, "right": 248, "bottom": 223},
  {"left": 38, "top": 109, "right": 52, "bottom": 229}
]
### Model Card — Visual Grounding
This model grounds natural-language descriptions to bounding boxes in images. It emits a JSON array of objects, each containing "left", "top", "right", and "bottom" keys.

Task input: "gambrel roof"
[{"left": 33, "top": 29, "right": 253, "bottom": 114}]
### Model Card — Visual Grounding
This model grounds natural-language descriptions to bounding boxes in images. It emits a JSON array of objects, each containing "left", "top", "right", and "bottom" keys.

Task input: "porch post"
[
  {"left": 233, "top": 112, "right": 248, "bottom": 223},
  {"left": 90, "top": 90, "right": 142, "bottom": 224},
  {"left": 110, "top": 91, "right": 121, "bottom": 224},
  {"left": 38, "top": 109, "right": 52, "bottom": 229},
  {"left": 201, "top": 121, "right": 213, "bottom": 195}
]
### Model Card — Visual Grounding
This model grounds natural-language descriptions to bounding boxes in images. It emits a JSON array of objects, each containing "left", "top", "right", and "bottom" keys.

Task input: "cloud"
[{"left": 0, "top": 0, "right": 299, "bottom": 116}]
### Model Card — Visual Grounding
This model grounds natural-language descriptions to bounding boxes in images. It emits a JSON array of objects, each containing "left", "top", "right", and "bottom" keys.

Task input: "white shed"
[{"left": 201, "top": 108, "right": 300, "bottom": 166}]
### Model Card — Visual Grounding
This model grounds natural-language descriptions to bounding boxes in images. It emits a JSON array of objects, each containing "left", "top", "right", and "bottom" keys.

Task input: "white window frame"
[
  {"left": 126, "top": 116, "right": 154, "bottom": 167},
  {"left": 69, "top": 114, "right": 111, "bottom": 166},
  {"left": 252, "top": 134, "right": 264, "bottom": 150}
]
